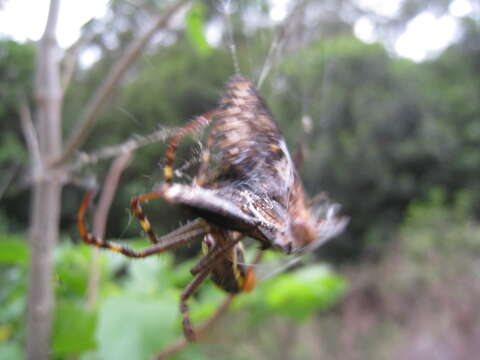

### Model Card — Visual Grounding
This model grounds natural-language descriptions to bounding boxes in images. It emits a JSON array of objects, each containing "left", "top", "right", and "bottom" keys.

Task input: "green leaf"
[
  {"left": 0, "top": 342, "right": 23, "bottom": 360},
  {"left": 96, "top": 295, "right": 178, "bottom": 360},
  {"left": 124, "top": 254, "right": 175, "bottom": 295},
  {"left": 264, "top": 265, "right": 347, "bottom": 322},
  {"left": 0, "top": 236, "right": 29, "bottom": 266},
  {"left": 52, "top": 301, "right": 97, "bottom": 356},
  {"left": 54, "top": 244, "right": 93, "bottom": 297},
  {"left": 79, "top": 350, "right": 102, "bottom": 360},
  {"left": 186, "top": 1, "right": 212, "bottom": 56}
]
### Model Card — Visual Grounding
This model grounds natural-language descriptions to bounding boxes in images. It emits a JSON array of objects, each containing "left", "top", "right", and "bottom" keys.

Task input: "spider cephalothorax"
[{"left": 78, "top": 74, "right": 347, "bottom": 342}]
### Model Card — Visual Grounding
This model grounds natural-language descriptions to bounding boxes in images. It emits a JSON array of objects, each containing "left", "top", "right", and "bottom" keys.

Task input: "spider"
[{"left": 78, "top": 74, "right": 348, "bottom": 342}]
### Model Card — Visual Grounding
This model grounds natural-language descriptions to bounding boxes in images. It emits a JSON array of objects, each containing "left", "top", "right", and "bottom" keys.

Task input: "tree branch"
[
  {"left": 67, "top": 126, "right": 175, "bottom": 172},
  {"left": 85, "top": 151, "right": 132, "bottom": 310},
  {"left": 16, "top": 126, "right": 174, "bottom": 192},
  {"left": 53, "top": 0, "right": 191, "bottom": 166},
  {"left": 19, "top": 98, "right": 43, "bottom": 179},
  {"left": 61, "top": 33, "right": 96, "bottom": 93}
]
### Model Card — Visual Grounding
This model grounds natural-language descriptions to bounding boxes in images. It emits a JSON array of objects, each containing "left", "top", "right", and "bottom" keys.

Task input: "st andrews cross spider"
[{"left": 78, "top": 74, "right": 348, "bottom": 341}]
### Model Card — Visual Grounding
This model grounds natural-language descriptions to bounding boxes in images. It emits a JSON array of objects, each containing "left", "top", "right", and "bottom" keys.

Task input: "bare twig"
[
  {"left": 19, "top": 98, "right": 42, "bottom": 178},
  {"left": 53, "top": 0, "right": 191, "bottom": 166},
  {"left": 61, "top": 33, "right": 96, "bottom": 92},
  {"left": 67, "top": 126, "right": 175, "bottom": 172},
  {"left": 17, "top": 126, "right": 174, "bottom": 192},
  {"left": 92, "top": 152, "right": 132, "bottom": 238},
  {"left": 85, "top": 151, "right": 133, "bottom": 310},
  {"left": 85, "top": 250, "right": 102, "bottom": 310}
]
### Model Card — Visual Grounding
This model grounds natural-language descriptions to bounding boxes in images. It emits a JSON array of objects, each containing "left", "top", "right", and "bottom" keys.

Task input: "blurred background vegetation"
[{"left": 1, "top": 0, "right": 480, "bottom": 359}]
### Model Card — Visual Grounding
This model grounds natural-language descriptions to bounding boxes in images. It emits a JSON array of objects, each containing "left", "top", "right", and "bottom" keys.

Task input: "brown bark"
[{"left": 26, "top": 0, "right": 62, "bottom": 359}]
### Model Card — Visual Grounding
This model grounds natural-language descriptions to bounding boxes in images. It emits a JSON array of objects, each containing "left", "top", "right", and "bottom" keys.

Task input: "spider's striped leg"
[
  {"left": 164, "top": 110, "right": 218, "bottom": 185},
  {"left": 130, "top": 190, "right": 172, "bottom": 244},
  {"left": 78, "top": 191, "right": 208, "bottom": 257},
  {"left": 181, "top": 248, "right": 264, "bottom": 342},
  {"left": 181, "top": 235, "right": 241, "bottom": 341},
  {"left": 179, "top": 268, "right": 212, "bottom": 341},
  {"left": 190, "top": 232, "right": 243, "bottom": 276}
]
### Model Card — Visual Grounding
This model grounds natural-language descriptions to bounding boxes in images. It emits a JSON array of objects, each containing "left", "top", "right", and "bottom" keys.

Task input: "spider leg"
[
  {"left": 181, "top": 246, "right": 264, "bottom": 342},
  {"left": 130, "top": 190, "right": 174, "bottom": 244},
  {"left": 180, "top": 268, "right": 212, "bottom": 341},
  {"left": 154, "top": 249, "right": 266, "bottom": 358},
  {"left": 180, "top": 234, "right": 244, "bottom": 341},
  {"left": 190, "top": 232, "right": 243, "bottom": 275},
  {"left": 164, "top": 110, "right": 218, "bottom": 185},
  {"left": 78, "top": 191, "right": 208, "bottom": 257}
]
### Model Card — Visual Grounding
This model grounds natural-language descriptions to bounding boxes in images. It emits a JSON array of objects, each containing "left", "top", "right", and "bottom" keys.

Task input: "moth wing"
[
  {"left": 211, "top": 76, "right": 295, "bottom": 203},
  {"left": 164, "top": 184, "right": 259, "bottom": 233}
]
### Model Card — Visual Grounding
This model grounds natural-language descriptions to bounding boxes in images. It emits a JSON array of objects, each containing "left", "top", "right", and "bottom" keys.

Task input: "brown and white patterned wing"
[{"left": 210, "top": 75, "right": 296, "bottom": 204}]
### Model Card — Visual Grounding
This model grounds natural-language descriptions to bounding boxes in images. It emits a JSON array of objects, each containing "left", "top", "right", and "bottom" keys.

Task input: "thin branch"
[
  {"left": 93, "top": 152, "right": 132, "bottom": 238},
  {"left": 85, "top": 151, "right": 132, "bottom": 310},
  {"left": 67, "top": 126, "right": 175, "bottom": 172},
  {"left": 53, "top": 0, "right": 191, "bottom": 166},
  {"left": 61, "top": 33, "right": 96, "bottom": 93},
  {"left": 19, "top": 98, "right": 43, "bottom": 178},
  {"left": 17, "top": 126, "right": 174, "bottom": 192}
]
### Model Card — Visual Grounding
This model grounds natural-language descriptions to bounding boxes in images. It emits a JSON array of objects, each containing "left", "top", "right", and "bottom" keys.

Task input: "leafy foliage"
[
  {"left": 186, "top": 1, "right": 212, "bottom": 56},
  {"left": 0, "top": 236, "right": 346, "bottom": 360},
  {"left": 263, "top": 265, "right": 347, "bottom": 321}
]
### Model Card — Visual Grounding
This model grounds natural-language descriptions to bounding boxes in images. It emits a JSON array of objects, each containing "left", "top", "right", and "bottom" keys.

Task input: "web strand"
[
  {"left": 257, "top": 0, "right": 307, "bottom": 89},
  {"left": 221, "top": 0, "right": 241, "bottom": 74}
]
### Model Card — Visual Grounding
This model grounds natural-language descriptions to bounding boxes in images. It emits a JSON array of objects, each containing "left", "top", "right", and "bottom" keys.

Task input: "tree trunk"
[
  {"left": 25, "top": 1, "right": 190, "bottom": 358},
  {"left": 27, "top": 182, "right": 62, "bottom": 359},
  {"left": 26, "top": 1, "right": 62, "bottom": 359}
]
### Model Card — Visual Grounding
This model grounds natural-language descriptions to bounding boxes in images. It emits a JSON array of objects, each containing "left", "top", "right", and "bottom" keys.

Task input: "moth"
[{"left": 78, "top": 74, "right": 348, "bottom": 341}]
